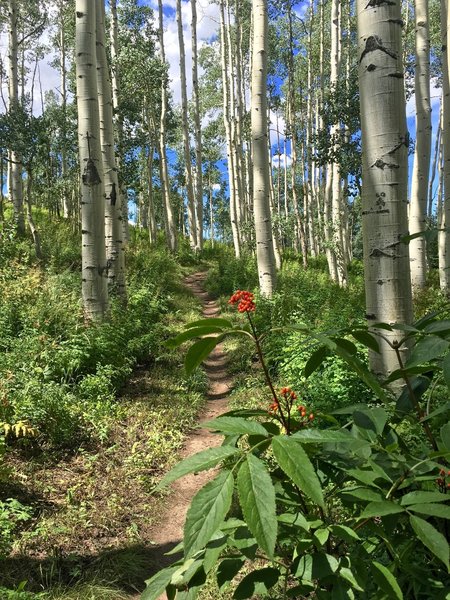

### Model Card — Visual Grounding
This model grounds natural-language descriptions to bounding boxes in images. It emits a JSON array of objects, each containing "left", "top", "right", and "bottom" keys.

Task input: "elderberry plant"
[{"left": 143, "top": 293, "right": 450, "bottom": 600}]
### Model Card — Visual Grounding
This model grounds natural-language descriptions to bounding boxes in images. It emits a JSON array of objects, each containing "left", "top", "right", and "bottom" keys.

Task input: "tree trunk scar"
[
  {"left": 387, "top": 132, "right": 410, "bottom": 155},
  {"left": 387, "top": 18, "right": 404, "bottom": 26},
  {"left": 359, "top": 35, "right": 398, "bottom": 64},
  {"left": 371, "top": 158, "right": 399, "bottom": 170}
]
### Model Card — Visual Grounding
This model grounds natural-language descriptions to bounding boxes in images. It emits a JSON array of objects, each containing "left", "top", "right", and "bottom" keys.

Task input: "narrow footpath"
[{"left": 143, "top": 271, "right": 233, "bottom": 597}]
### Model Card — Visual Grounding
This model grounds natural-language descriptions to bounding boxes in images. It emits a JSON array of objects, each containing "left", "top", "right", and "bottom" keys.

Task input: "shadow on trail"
[{"left": 0, "top": 540, "right": 180, "bottom": 596}]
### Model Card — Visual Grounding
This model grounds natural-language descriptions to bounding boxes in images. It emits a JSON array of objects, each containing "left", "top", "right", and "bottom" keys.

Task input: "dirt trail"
[{"left": 144, "top": 272, "right": 232, "bottom": 597}]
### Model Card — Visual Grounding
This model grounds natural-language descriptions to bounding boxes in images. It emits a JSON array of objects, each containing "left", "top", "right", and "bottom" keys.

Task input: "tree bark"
[
  {"left": 7, "top": 0, "right": 24, "bottom": 235},
  {"left": 176, "top": 0, "right": 197, "bottom": 250},
  {"left": 157, "top": 0, "right": 177, "bottom": 252},
  {"left": 191, "top": 0, "right": 203, "bottom": 251},
  {"left": 76, "top": 0, "right": 108, "bottom": 322},
  {"left": 95, "top": 0, "right": 126, "bottom": 302},
  {"left": 439, "top": 0, "right": 450, "bottom": 292},
  {"left": 409, "top": 0, "right": 432, "bottom": 289},
  {"left": 357, "top": 0, "right": 413, "bottom": 377},
  {"left": 252, "top": 0, "right": 277, "bottom": 296}
]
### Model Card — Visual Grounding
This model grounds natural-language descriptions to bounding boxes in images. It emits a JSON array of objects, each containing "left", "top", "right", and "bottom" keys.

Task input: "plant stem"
[{"left": 247, "top": 311, "right": 290, "bottom": 433}]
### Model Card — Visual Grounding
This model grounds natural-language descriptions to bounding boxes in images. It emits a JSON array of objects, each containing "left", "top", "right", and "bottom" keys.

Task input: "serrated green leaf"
[
  {"left": 184, "top": 470, "right": 234, "bottom": 557},
  {"left": 277, "top": 512, "right": 310, "bottom": 531},
  {"left": 338, "top": 567, "right": 364, "bottom": 592},
  {"left": 186, "top": 317, "right": 233, "bottom": 329},
  {"left": 359, "top": 501, "right": 405, "bottom": 518},
  {"left": 408, "top": 504, "right": 450, "bottom": 519},
  {"left": 400, "top": 491, "right": 450, "bottom": 505},
  {"left": 292, "top": 428, "right": 365, "bottom": 445},
  {"left": 233, "top": 567, "right": 280, "bottom": 599},
  {"left": 410, "top": 514, "right": 449, "bottom": 569},
  {"left": 142, "top": 565, "right": 180, "bottom": 600},
  {"left": 272, "top": 436, "right": 325, "bottom": 508},
  {"left": 166, "top": 326, "right": 225, "bottom": 348},
  {"left": 371, "top": 561, "right": 403, "bottom": 600},
  {"left": 156, "top": 447, "right": 239, "bottom": 490},
  {"left": 341, "top": 488, "right": 384, "bottom": 502},
  {"left": 237, "top": 454, "right": 277, "bottom": 558},
  {"left": 351, "top": 330, "right": 380, "bottom": 353},
  {"left": 304, "top": 346, "right": 329, "bottom": 378},
  {"left": 200, "top": 416, "right": 268, "bottom": 437},
  {"left": 216, "top": 558, "right": 245, "bottom": 591},
  {"left": 334, "top": 337, "right": 358, "bottom": 355},
  {"left": 424, "top": 320, "right": 450, "bottom": 334},
  {"left": 443, "top": 353, "right": 450, "bottom": 390},
  {"left": 406, "top": 336, "right": 450, "bottom": 368},
  {"left": 441, "top": 422, "right": 450, "bottom": 451},
  {"left": 185, "top": 335, "right": 224, "bottom": 374},
  {"left": 330, "top": 525, "right": 361, "bottom": 542},
  {"left": 295, "top": 553, "right": 339, "bottom": 580}
]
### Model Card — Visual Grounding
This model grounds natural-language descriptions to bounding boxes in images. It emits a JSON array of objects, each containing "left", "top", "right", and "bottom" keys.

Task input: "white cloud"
[{"left": 272, "top": 152, "right": 292, "bottom": 169}]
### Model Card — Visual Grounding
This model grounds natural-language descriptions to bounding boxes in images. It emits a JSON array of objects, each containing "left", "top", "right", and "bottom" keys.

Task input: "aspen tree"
[
  {"left": 439, "top": 0, "right": 450, "bottom": 291},
  {"left": 191, "top": 0, "right": 203, "bottom": 251},
  {"left": 219, "top": 0, "right": 241, "bottom": 257},
  {"left": 176, "top": 0, "right": 197, "bottom": 250},
  {"left": 252, "top": 0, "right": 277, "bottom": 296},
  {"left": 109, "top": 0, "right": 128, "bottom": 245},
  {"left": 157, "top": 0, "right": 177, "bottom": 252},
  {"left": 7, "top": 0, "right": 24, "bottom": 235},
  {"left": 409, "top": 0, "right": 432, "bottom": 289},
  {"left": 76, "top": 0, "right": 109, "bottom": 322},
  {"left": 357, "top": 0, "right": 413, "bottom": 377},
  {"left": 95, "top": 0, "right": 126, "bottom": 301},
  {"left": 57, "top": 0, "right": 69, "bottom": 219}
]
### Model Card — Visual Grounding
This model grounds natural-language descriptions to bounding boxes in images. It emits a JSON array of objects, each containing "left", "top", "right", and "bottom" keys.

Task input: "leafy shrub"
[
  {"left": 204, "top": 252, "right": 258, "bottom": 298},
  {"left": 0, "top": 499, "right": 33, "bottom": 558},
  {"left": 144, "top": 301, "right": 450, "bottom": 599}
]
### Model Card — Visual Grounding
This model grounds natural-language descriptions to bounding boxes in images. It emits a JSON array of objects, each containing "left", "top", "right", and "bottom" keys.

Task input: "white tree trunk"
[
  {"left": 157, "top": 0, "right": 177, "bottom": 252},
  {"left": 219, "top": 0, "right": 241, "bottom": 257},
  {"left": 109, "top": 0, "right": 128, "bottom": 246},
  {"left": 252, "top": 0, "right": 277, "bottom": 297},
  {"left": 76, "top": 0, "right": 108, "bottom": 322},
  {"left": 7, "top": 0, "right": 24, "bottom": 235},
  {"left": 95, "top": 0, "right": 126, "bottom": 301},
  {"left": 409, "top": 0, "right": 432, "bottom": 289},
  {"left": 440, "top": 0, "right": 450, "bottom": 291},
  {"left": 191, "top": 0, "right": 203, "bottom": 251},
  {"left": 357, "top": 0, "right": 413, "bottom": 378},
  {"left": 176, "top": 0, "right": 197, "bottom": 250}
]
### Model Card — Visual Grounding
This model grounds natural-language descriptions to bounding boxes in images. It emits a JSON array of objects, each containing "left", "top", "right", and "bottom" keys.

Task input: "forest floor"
[
  {"left": 0, "top": 271, "right": 232, "bottom": 599},
  {"left": 137, "top": 271, "right": 233, "bottom": 599}
]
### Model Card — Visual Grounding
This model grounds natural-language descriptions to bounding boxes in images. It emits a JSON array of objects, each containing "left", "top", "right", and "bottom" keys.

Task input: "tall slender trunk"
[
  {"left": 157, "top": 0, "right": 177, "bottom": 252},
  {"left": 146, "top": 144, "right": 157, "bottom": 245},
  {"left": 59, "top": 1, "right": 70, "bottom": 219},
  {"left": 409, "top": 0, "right": 432, "bottom": 289},
  {"left": 252, "top": 0, "right": 276, "bottom": 296},
  {"left": 220, "top": 0, "right": 241, "bottom": 257},
  {"left": 7, "top": 0, "right": 24, "bottom": 235},
  {"left": 357, "top": 0, "right": 413, "bottom": 377},
  {"left": 176, "top": 0, "right": 197, "bottom": 250},
  {"left": 76, "top": 0, "right": 108, "bottom": 322},
  {"left": 95, "top": 0, "right": 126, "bottom": 301},
  {"left": 439, "top": 0, "right": 450, "bottom": 291},
  {"left": 109, "top": 0, "right": 128, "bottom": 246},
  {"left": 191, "top": 0, "right": 203, "bottom": 251}
]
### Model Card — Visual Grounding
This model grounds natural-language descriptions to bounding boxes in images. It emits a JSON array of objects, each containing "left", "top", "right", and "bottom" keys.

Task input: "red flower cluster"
[
  {"left": 436, "top": 468, "right": 450, "bottom": 492},
  {"left": 228, "top": 290, "right": 256, "bottom": 313},
  {"left": 268, "top": 401, "right": 279, "bottom": 412}
]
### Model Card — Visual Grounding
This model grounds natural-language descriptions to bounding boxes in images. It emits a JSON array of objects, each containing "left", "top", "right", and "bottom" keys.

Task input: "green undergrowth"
[{"left": 0, "top": 216, "right": 213, "bottom": 598}]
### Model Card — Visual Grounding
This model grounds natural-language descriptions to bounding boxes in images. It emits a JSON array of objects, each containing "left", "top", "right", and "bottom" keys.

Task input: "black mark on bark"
[{"left": 372, "top": 158, "right": 399, "bottom": 170}]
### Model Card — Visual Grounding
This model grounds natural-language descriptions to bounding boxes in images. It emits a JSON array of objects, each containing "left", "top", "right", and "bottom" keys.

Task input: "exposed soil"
[
  {"left": 0, "top": 272, "right": 232, "bottom": 598},
  {"left": 142, "top": 272, "right": 232, "bottom": 597}
]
